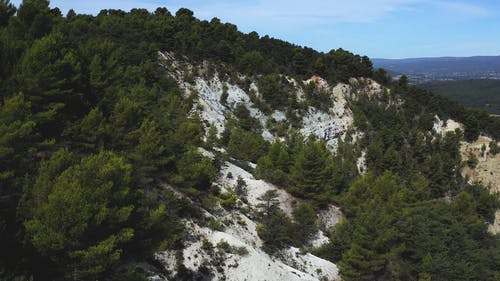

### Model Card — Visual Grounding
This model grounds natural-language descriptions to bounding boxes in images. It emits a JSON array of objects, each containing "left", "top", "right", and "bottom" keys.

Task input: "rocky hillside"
[
  {"left": 159, "top": 51, "right": 383, "bottom": 149},
  {"left": 433, "top": 116, "right": 500, "bottom": 233},
  {"left": 460, "top": 136, "right": 500, "bottom": 234},
  {"left": 2, "top": 4, "right": 499, "bottom": 281},
  {"left": 154, "top": 160, "right": 341, "bottom": 281},
  {"left": 149, "top": 52, "right": 386, "bottom": 281},
  {"left": 149, "top": 52, "right": 500, "bottom": 280}
]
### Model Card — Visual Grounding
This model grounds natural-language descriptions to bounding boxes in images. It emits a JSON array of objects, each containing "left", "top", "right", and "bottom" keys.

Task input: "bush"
[
  {"left": 201, "top": 238, "right": 214, "bottom": 252},
  {"left": 489, "top": 140, "right": 499, "bottom": 155},
  {"left": 257, "top": 210, "right": 297, "bottom": 253},
  {"left": 466, "top": 152, "right": 478, "bottom": 169},
  {"left": 292, "top": 202, "right": 318, "bottom": 244},
  {"left": 207, "top": 218, "right": 225, "bottom": 231},
  {"left": 219, "top": 192, "right": 238, "bottom": 210},
  {"left": 235, "top": 176, "right": 247, "bottom": 197},
  {"left": 227, "top": 128, "right": 268, "bottom": 162},
  {"left": 216, "top": 240, "right": 249, "bottom": 256},
  {"left": 259, "top": 74, "right": 292, "bottom": 110},
  {"left": 303, "top": 81, "right": 331, "bottom": 111},
  {"left": 220, "top": 84, "right": 229, "bottom": 105},
  {"left": 174, "top": 148, "right": 217, "bottom": 191},
  {"left": 216, "top": 240, "right": 232, "bottom": 253},
  {"left": 201, "top": 195, "right": 219, "bottom": 211}
]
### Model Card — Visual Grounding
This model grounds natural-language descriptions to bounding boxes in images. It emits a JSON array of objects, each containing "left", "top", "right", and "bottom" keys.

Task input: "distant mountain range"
[{"left": 372, "top": 56, "right": 500, "bottom": 83}]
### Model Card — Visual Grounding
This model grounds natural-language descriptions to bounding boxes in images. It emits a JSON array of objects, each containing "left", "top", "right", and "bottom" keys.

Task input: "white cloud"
[
  {"left": 431, "top": 1, "right": 492, "bottom": 18},
  {"left": 164, "top": 0, "right": 493, "bottom": 32},
  {"left": 12, "top": 0, "right": 491, "bottom": 25},
  {"left": 168, "top": 0, "right": 426, "bottom": 24}
]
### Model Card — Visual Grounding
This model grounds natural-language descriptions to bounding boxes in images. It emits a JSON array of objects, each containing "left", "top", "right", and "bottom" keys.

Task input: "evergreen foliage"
[
  {"left": 0, "top": 1, "right": 499, "bottom": 280},
  {"left": 489, "top": 139, "right": 499, "bottom": 155},
  {"left": 331, "top": 172, "right": 499, "bottom": 281},
  {"left": 256, "top": 135, "right": 358, "bottom": 206},
  {"left": 256, "top": 192, "right": 318, "bottom": 252},
  {"left": 25, "top": 151, "right": 136, "bottom": 279},
  {"left": 227, "top": 127, "right": 268, "bottom": 162},
  {"left": 290, "top": 137, "right": 335, "bottom": 204}
]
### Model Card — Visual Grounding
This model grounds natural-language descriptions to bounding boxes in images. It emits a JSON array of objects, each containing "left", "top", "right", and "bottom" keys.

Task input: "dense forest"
[
  {"left": 421, "top": 79, "right": 500, "bottom": 115},
  {"left": 1, "top": 1, "right": 499, "bottom": 280}
]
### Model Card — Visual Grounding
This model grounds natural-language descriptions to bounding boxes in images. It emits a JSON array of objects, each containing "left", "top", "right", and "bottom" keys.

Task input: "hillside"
[
  {"left": 1, "top": 2, "right": 500, "bottom": 281},
  {"left": 420, "top": 80, "right": 500, "bottom": 115},
  {"left": 459, "top": 136, "right": 500, "bottom": 233}
]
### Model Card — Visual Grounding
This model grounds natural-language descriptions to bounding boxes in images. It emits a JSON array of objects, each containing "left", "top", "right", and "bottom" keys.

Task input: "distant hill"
[
  {"left": 372, "top": 57, "right": 500, "bottom": 114},
  {"left": 420, "top": 80, "right": 500, "bottom": 115},
  {"left": 372, "top": 56, "right": 500, "bottom": 82}
]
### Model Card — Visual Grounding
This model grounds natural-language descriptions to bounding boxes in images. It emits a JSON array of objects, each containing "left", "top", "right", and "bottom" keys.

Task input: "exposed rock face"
[
  {"left": 192, "top": 74, "right": 355, "bottom": 148},
  {"left": 159, "top": 51, "right": 385, "bottom": 151},
  {"left": 317, "top": 205, "right": 345, "bottom": 230},
  {"left": 433, "top": 115, "right": 464, "bottom": 136},
  {"left": 155, "top": 161, "right": 341, "bottom": 281},
  {"left": 460, "top": 136, "right": 500, "bottom": 234},
  {"left": 155, "top": 51, "right": 500, "bottom": 280},
  {"left": 460, "top": 136, "right": 500, "bottom": 193},
  {"left": 153, "top": 52, "right": 396, "bottom": 281},
  {"left": 432, "top": 114, "right": 500, "bottom": 235}
]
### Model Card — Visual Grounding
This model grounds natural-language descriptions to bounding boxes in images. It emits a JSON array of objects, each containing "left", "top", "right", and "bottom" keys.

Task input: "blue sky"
[{"left": 10, "top": 0, "right": 500, "bottom": 58}]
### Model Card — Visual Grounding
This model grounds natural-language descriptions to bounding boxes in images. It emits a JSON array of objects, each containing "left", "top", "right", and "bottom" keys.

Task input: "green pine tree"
[
  {"left": 290, "top": 137, "right": 334, "bottom": 204},
  {"left": 25, "top": 151, "right": 136, "bottom": 279}
]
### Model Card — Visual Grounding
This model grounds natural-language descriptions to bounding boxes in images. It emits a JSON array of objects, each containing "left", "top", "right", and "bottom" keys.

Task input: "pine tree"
[
  {"left": 174, "top": 148, "right": 216, "bottom": 191},
  {"left": 290, "top": 138, "right": 334, "bottom": 204},
  {"left": 255, "top": 140, "right": 291, "bottom": 184},
  {"left": 259, "top": 74, "right": 288, "bottom": 109},
  {"left": 0, "top": 93, "right": 37, "bottom": 275},
  {"left": 205, "top": 123, "right": 218, "bottom": 148},
  {"left": 276, "top": 143, "right": 291, "bottom": 172},
  {"left": 339, "top": 243, "right": 385, "bottom": 281},
  {"left": 464, "top": 114, "right": 480, "bottom": 142},
  {"left": 74, "top": 108, "right": 109, "bottom": 150},
  {"left": 18, "top": 32, "right": 84, "bottom": 135},
  {"left": 128, "top": 118, "right": 170, "bottom": 185},
  {"left": 292, "top": 48, "right": 306, "bottom": 76},
  {"left": 227, "top": 128, "right": 268, "bottom": 162},
  {"left": 235, "top": 176, "right": 247, "bottom": 197},
  {"left": 292, "top": 202, "right": 317, "bottom": 243},
  {"left": 256, "top": 189, "right": 279, "bottom": 218},
  {"left": 173, "top": 115, "right": 204, "bottom": 149},
  {"left": 257, "top": 210, "right": 295, "bottom": 252},
  {"left": 0, "top": 93, "right": 36, "bottom": 181},
  {"left": 25, "top": 151, "right": 136, "bottom": 279}
]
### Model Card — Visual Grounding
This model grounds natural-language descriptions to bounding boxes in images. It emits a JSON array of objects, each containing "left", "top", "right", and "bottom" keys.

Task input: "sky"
[{"left": 10, "top": 0, "right": 500, "bottom": 58}]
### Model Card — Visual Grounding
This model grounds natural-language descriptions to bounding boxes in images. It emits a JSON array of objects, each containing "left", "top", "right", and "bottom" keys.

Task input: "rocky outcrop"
[{"left": 152, "top": 52, "right": 398, "bottom": 281}]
